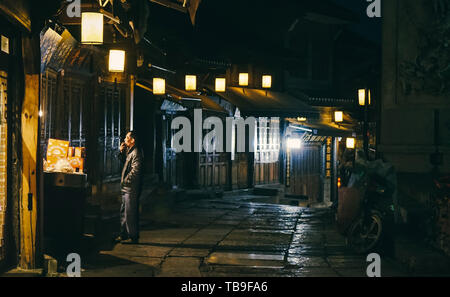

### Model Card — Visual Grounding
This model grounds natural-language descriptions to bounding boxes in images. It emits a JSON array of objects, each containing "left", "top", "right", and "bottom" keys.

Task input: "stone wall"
[
  {"left": 436, "top": 192, "right": 449, "bottom": 255},
  {"left": 381, "top": 0, "right": 450, "bottom": 252}
]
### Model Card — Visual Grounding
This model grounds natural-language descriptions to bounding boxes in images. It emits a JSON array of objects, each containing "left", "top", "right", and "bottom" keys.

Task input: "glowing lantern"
[
  {"left": 262, "top": 75, "right": 272, "bottom": 88},
  {"left": 297, "top": 117, "right": 307, "bottom": 122},
  {"left": 287, "top": 138, "right": 302, "bottom": 150},
  {"left": 185, "top": 75, "right": 197, "bottom": 91},
  {"left": 239, "top": 73, "right": 249, "bottom": 86},
  {"left": 108, "top": 50, "right": 125, "bottom": 72},
  {"left": 346, "top": 138, "right": 355, "bottom": 149},
  {"left": 215, "top": 78, "right": 226, "bottom": 92},
  {"left": 334, "top": 111, "right": 343, "bottom": 123},
  {"left": 358, "top": 89, "right": 366, "bottom": 106},
  {"left": 81, "top": 12, "right": 104, "bottom": 45},
  {"left": 153, "top": 78, "right": 166, "bottom": 95}
]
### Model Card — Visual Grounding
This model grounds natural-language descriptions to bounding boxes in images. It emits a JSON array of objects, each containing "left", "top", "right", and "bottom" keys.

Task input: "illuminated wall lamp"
[
  {"left": 239, "top": 73, "right": 249, "bottom": 86},
  {"left": 109, "top": 50, "right": 125, "bottom": 72},
  {"left": 215, "top": 78, "right": 226, "bottom": 92},
  {"left": 185, "top": 75, "right": 197, "bottom": 91},
  {"left": 262, "top": 75, "right": 272, "bottom": 89},
  {"left": 153, "top": 78, "right": 166, "bottom": 95},
  {"left": 81, "top": 12, "right": 104, "bottom": 45},
  {"left": 346, "top": 138, "right": 355, "bottom": 149},
  {"left": 334, "top": 111, "right": 343, "bottom": 123}
]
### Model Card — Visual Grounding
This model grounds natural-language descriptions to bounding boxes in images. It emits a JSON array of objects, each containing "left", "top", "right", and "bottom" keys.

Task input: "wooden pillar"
[
  {"left": 19, "top": 35, "right": 40, "bottom": 269},
  {"left": 126, "top": 75, "right": 135, "bottom": 132}
]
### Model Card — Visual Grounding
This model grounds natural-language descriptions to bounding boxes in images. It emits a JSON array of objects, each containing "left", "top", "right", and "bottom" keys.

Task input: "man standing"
[{"left": 116, "top": 131, "right": 143, "bottom": 244}]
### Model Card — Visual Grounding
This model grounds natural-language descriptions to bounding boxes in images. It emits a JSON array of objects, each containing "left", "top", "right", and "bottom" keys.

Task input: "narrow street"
[{"left": 81, "top": 192, "right": 408, "bottom": 277}]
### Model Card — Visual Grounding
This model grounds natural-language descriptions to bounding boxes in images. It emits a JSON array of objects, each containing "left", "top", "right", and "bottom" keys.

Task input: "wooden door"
[
  {"left": 287, "top": 144, "right": 322, "bottom": 203},
  {"left": 232, "top": 152, "right": 249, "bottom": 189},
  {"left": 198, "top": 151, "right": 229, "bottom": 190}
]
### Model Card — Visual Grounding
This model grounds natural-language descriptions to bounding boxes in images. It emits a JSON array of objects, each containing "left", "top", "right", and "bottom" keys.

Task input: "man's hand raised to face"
[{"left": 120, "top": 142, "right": 127, "bottom": 154}]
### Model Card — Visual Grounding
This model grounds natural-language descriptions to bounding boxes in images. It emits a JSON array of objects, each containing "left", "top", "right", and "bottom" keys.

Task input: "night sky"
[{"left": 331, "top": 0, "right": 382, "bottom": 44}]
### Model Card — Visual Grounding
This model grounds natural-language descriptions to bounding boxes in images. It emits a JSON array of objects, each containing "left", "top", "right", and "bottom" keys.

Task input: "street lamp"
[
  {"left": 359, "top": 88, "right": 373, "bottom": 106},
  {"left": 358, "top": 89, "right": 366, "bottom": 106},
  {"left": 358, "top": 88, "right": 370, "bottom": 158}
]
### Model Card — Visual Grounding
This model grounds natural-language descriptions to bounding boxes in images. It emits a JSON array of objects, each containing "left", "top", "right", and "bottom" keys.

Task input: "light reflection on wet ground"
[{"left": 82, "top": 194, "right": 409, "bottom": 277}]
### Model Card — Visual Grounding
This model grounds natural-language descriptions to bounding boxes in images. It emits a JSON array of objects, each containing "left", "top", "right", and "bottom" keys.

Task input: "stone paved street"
[{"left": 81, "top": 193, "right": 410, "bottom": 277}]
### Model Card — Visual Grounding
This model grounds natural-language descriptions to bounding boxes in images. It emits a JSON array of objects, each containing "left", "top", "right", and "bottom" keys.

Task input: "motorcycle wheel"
[{"left": 347, "top": 210, "right": 383, "bottom": 254}]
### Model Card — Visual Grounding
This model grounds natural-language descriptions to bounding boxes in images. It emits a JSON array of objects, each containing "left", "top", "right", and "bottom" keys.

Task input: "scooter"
[{"left": 346, "top": 172, "right": 395, "bottom": 254}]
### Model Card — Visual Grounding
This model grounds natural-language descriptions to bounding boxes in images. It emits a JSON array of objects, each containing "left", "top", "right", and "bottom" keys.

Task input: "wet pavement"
[{"left": 79, "top": 193, "right": 410, "bottom": 277}]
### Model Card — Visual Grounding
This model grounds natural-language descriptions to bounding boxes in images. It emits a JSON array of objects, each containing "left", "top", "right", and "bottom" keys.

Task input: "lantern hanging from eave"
[
  {"left": 334, "top": 111, "right": 343, "bottom": 123},
  {"left": 109, "top": 50, "right": 126, "bottom": 72},
  {"left": 153, "top": 78, "right": 166, "bottom": 95},
  {"left": 262, "top": 75, "right": 272, "bottom": 89},
  {"left": 215, "top": 78, "right": 226, "bottom": 92},
  {"left": 185, "top": 75, "right": 197, "bottom": 91},
  {"left": 81, "top": 12, "right": 104, "bottom": 45},
  {"left": 346, "top": 138, "right": 355, "bottom": 149},
  {"left": 239, "top": 73, "right": 249, "bottom": 86}
]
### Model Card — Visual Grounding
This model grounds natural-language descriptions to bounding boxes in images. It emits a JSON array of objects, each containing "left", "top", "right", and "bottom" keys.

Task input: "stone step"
[{"left": 253, "top": 186, "right": 281, "bottom": 196}]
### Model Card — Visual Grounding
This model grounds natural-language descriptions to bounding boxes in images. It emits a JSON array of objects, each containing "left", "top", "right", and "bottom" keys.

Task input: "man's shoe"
[
  {"left": 121, "top": 238, "right": 139, "bottom": 244},
  {"left": 113, "top": 236, "right": 127, "bottom": 243}
]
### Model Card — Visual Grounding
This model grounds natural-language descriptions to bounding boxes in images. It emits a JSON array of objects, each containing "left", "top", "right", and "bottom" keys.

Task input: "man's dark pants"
[{"left": 120, "top": 188, "right": 140, "bottom": 240}]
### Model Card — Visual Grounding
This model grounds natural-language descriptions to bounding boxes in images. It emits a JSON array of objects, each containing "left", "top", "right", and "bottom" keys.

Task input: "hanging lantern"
[
  {"left": 358, "top": 89, "right": 366, "bottom": 106},
  {"left": 239, "top": 73, "right": 249, "bottom": 86},
  {"left": 346, "top": 138, "right": 355, "bottom": 149},
  {"left": 81, "top": 12, "right": 104, "bottom": 45},
  {"left": 185, "top": 75, "right": 197, "bottom": 91},
  {"left": 109, "top": 50, "right": 126, "bottom": 72},
  {"left": 215, "top": 78, "right": 226, "bottom": 92},
  {"left": 334, "top": 111, "right": 343, "bottom": 123},
  {"left": 262, "top": 75, "right": 272, "bottom": 89},
  {"left": 153, "top": 78, "right": 166, "bottom": 95}
]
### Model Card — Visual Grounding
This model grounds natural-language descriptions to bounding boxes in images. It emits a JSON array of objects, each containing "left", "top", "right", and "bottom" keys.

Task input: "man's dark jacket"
[{"left": 120, "top": 146, "right": 144, "bottom": 193}]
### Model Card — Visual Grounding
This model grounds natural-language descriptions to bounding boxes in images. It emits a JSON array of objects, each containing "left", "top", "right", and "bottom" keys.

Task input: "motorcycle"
[{"left": 343, "top": 155, "right": 396, "bottom": 254}]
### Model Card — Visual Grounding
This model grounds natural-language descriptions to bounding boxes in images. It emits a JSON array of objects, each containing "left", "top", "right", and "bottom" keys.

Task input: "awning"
[
  {"left": 287, "top": 118, "right": 353, "bottom": 137},
  {"left": 137, "top": 79, "right": 227, "bottom": 114},
  {"left": 206, "top": 86, "right": 318, "bottom": 118}
]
